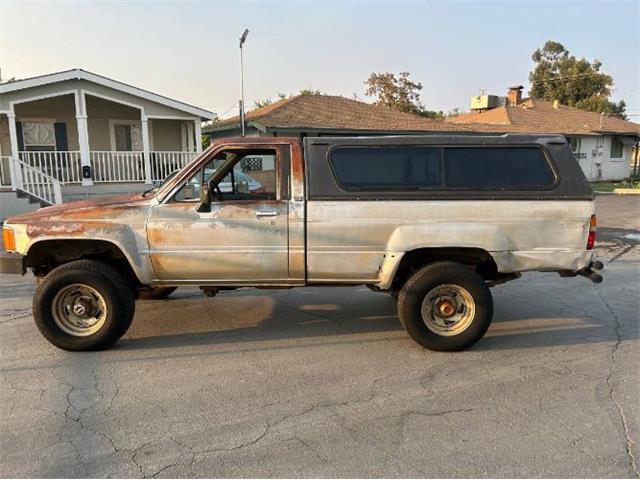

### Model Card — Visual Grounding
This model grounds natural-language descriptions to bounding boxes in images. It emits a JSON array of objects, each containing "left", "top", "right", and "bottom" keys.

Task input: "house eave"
[
  {"left": 0, "top": 68, "right": 215, "bottom": 120},
  {"left": 206, "top": 123, "right": 469, "bottom": 136}
]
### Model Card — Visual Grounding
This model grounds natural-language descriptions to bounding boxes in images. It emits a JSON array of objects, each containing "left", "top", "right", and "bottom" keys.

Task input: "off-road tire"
[
  {"left": 138, "top": 286, "right": 177, "bottom": 300},
  {"left": 33, "top": 260, "right": 135, "bottom": 351},
  {"left": 397, "top": 262, "right": 493, "bottom": 351}
]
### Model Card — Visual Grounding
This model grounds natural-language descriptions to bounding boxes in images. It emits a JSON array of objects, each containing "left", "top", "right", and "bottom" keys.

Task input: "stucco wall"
[
  {"left": 150, "top": 119, "right": 183, "bottom": 151},
  {"left": 573, "top": 135, "right": 633, "bottom": 181},
  {"left": 86, "top": 95, "right": 140, "bottom": 150}
]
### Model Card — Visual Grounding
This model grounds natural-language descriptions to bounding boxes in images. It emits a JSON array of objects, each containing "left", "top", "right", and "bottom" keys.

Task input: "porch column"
[
  {"left": 141, "top": 117, "right": 152, "bottom": 184},
  {"left": 7, "top": 111, "right": 21, "bottom": 190},
  {"left": 75, "top": 92, "right": 93, "bottom": 186},
  {"left": 194, "top": 119, "right": 202, "bottom": 154}
]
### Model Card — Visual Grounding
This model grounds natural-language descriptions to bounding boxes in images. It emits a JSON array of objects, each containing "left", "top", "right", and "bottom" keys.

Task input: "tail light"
[{"left": 587, "top": 214, "right": 596, "bottom": 250}]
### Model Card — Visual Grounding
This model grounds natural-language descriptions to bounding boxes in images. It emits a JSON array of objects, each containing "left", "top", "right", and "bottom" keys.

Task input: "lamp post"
[{"left": 239, "top": 28, "right": 249, "bottom": 137}]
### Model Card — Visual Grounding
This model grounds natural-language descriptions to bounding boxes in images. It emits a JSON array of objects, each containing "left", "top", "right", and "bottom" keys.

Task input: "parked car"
[{"left": 0, "top": 135, "right": 602, "bottom": 351}]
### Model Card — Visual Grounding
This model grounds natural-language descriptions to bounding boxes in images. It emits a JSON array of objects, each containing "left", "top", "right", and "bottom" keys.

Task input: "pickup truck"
[{"left": 1, "top": 135, "right": 603, "bottom": 352}]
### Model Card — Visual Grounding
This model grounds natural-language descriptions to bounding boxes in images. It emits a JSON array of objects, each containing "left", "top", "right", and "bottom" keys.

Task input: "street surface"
[{"left": 1, "top": 194, "right": 639, "bottom": 477}]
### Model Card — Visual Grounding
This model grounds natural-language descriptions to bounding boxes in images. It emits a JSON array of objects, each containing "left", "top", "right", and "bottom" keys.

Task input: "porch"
[{"left": 0, "top": 89, "right": 205, "bottom": 206}]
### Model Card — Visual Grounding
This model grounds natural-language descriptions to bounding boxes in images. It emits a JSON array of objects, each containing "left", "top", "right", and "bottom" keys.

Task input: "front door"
[{"left": 147, "top": 146, "right": 291, "bottom": 283}]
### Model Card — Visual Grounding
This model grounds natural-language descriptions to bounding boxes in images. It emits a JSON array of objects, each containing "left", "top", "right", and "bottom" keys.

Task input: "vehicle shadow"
[{"left": 116, "top": 278, "right": 638, "bottom": 353}]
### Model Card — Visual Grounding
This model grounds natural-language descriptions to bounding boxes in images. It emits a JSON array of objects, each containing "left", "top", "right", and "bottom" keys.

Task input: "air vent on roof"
[{"left": 470, "top": 95, "right": 499, "bottom": 111}]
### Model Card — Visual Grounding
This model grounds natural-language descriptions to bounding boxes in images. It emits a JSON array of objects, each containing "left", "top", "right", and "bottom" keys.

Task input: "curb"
[{"left": 613, "top": 189, "right": 640, "bottom": 195}]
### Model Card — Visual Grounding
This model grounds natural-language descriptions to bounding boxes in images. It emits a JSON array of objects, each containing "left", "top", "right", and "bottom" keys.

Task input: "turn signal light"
[
  {"left": 3, "top": 227, "right": 16, "bottom": 252},
  {"left": 587, "top": 214, "right": 596, "bottom": 250}
]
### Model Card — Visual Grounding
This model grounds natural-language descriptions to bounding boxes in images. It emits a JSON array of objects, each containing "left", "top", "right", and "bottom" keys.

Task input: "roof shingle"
[
  {"left": 207, "top": 94, "right": 470, "bottom": 133},
  {"left": 447, "top": 98, "right": 640, "bottom": 136}
]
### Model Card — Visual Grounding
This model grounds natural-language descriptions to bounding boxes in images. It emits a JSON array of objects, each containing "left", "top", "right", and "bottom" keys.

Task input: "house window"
[
  {"left": 568, "top": 137, "right": 581, "bottom": 153},
  {"left": 22, "top": 121, "right": 56, "bottom": 151},
  {"left": 111, "top": 121, "right": 143, "bottom": 151},
  {"left": 610, "top": 138, "right": 624, "bottom": 159}
]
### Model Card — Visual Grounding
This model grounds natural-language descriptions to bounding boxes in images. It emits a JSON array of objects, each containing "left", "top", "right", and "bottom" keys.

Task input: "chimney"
[{"left": 507, "top": 85, "right": 523, "bottom": 106}]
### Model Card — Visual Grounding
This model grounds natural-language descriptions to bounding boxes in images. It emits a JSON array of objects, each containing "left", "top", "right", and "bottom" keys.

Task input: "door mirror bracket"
[{"left": 197, "top": 184, "right": 211, "bottom": 212}]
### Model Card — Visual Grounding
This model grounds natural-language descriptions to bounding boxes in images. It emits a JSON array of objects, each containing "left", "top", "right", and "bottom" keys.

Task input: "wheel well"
[
  {"left": 390, "top": 247, "right": 500, "bottom": 291},
  {"left": 25, "top": 239, "right": 141, "bottom": 288}
]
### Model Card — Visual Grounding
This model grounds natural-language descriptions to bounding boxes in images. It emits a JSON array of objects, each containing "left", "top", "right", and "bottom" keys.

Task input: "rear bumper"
[{"left": 0, "top": 251, "right": 26, "bottom": 275}]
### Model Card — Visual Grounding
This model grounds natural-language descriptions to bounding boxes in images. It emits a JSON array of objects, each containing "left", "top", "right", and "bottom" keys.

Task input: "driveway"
[{"left": 1, "top": 195, "right": 638, "bottom": 478}]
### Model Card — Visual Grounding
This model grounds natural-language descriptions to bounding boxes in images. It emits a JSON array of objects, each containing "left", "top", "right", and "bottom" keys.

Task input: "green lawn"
[{"left": 591, "top": 180, "right": 640, "bottom": 192}]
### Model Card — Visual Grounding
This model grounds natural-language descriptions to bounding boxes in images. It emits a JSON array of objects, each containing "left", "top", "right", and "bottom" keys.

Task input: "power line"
[{"left": 218, "top": 102, "right": 239, "bottom": 118}]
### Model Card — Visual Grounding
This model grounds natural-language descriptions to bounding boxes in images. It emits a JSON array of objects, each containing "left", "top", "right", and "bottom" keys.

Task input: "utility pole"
[{"left": 239, "top": 29, "right": 249, "bottom": 137}]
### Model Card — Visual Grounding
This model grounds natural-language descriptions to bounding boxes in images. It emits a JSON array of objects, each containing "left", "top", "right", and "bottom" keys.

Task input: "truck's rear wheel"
[
  {"left": 397, "top": 262, "right": 493, "bottom": 351},
  {"left": 33, "top": 260, "right": 135, "bottom": 351}
]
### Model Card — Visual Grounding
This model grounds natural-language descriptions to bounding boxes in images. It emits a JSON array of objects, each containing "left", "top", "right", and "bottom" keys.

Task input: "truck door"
[{"left": 146, "top": 145, "right": 295, "bottom": 284}]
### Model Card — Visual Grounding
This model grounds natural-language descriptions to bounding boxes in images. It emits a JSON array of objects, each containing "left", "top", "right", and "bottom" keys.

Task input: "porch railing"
[
  {"left": 90, "top": 151, "right": 146, "bottom": 183},
  {"left": 150, "top": 151, "right": 198, "bottom": 182},
  {"left": 12, "top": 150, "right": 198, "bottom": 185},
  {"left": 19, "top": 151, "right": 82, "bottom": 184},
  {"left": 14, "top": 158, "right": 62, "bottom": 205}
]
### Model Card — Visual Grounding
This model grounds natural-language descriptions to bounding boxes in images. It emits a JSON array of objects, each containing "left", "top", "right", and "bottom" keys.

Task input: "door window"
[{"left": 173, "top": 149, "right": 277, "bottom": 202}]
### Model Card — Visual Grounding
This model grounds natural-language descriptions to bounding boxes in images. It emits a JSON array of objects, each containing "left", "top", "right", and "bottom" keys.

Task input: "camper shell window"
[{"left": 329, "top": 145, "right": 556, "bottom": 191}]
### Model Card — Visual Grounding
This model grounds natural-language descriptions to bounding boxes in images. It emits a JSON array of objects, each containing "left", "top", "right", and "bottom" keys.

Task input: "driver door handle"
[{"left": 256, "top": 210, "right": 278, "bottom": 218}]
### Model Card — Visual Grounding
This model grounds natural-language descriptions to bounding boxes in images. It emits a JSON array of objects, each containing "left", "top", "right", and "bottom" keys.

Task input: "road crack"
[{"left": 594, "top": 284, "right": 639, "bottom": 478}]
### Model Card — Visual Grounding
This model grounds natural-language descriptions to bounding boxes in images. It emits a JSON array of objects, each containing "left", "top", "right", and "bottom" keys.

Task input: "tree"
[
  {"left": 254, "top": 89, "right": 324, "bottom": 109},
  {"left": 365, "top": 72, "right": 424, "bottom": 115},
  {"left": 529, "top": 41, "right": 626, "bottom": 117},
  {"left": 299, "top": 88, "right": 325, "bottom": 96},
  {"left": 253, "top": 92, "right": 288, "bottom": 109},
  {"left": 416, "top": 110, "right": 444, "bottom": 120}
]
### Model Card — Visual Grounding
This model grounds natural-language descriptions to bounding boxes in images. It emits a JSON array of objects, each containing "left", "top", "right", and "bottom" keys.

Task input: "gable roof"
[
  {"left": 447, "top": 98, "right": 640, "bottom": 136},
  {"left": 206, "top": 94, "right": 470, "bottom": 133},
  {"left": 0, "top": 68, "right": 215, "bottom": 120}
]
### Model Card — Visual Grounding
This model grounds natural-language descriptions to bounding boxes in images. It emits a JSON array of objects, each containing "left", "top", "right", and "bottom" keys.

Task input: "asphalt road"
[{"left": 1, "top": 195, "right": 639, "bottom": 478}]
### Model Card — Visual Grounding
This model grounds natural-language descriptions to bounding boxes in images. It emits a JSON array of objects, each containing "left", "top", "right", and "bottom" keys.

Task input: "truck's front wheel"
[
  {"left": 397, "top": 262, "right": 493, "bottom": 351},
  {"left": 33, "top": 260, "right": 135, "bottom": 351}
]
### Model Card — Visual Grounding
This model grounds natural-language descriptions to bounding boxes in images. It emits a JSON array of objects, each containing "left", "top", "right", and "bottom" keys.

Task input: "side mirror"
[{"left": 197, "top": 184, "right": 211, "bottom": 212}]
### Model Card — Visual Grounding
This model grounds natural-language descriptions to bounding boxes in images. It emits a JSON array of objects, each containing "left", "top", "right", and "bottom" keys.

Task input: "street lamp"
[{"left": 239, "top": 28, "right": 249, "bottom": 137}]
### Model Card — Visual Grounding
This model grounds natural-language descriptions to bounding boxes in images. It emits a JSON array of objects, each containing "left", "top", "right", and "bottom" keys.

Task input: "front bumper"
[{"left": 0, "top": 251, "right": 26, "bottom": 275}]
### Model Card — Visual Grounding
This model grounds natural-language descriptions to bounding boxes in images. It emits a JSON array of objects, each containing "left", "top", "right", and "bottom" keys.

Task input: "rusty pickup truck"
[{"left": 1, "top": 135, "right": 603, "bottom": 351}]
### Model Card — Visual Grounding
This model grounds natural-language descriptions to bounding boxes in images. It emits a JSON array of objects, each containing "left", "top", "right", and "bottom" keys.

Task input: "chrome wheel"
[
  {"left": 420, "top": 284, "right": 475, "bottom": 336},
  {"left": 51, "top": 284, "right": 107, "bottom": 337}
]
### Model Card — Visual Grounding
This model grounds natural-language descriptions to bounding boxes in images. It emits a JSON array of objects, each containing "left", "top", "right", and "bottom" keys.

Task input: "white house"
[
  {"left": 447, "top": 86, "right": 640, "bottom": 181},
  {"left": 0, "top": 69, "right": 215, "bottom": 219}
]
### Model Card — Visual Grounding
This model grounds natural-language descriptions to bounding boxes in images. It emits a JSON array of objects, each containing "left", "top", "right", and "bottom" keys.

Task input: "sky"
[{"left": 1, "top": 0, "right": 639, "bottom": 120}]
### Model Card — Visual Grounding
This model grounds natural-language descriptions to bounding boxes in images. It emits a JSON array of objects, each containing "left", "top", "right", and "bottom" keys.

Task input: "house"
[
  {"left": 0, "top": 68, "right": 215, "bottom": 219},
  {"left": 204, "top": 94, "right": 470, "bottom": 141},
  {"left": 447, "top": 86, "right": 640, "bottom": 181}
]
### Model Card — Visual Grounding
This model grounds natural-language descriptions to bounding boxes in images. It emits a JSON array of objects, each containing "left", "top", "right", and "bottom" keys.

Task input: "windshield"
[{"left": 141, "top": 169, "right": 180, "bottom": 197}]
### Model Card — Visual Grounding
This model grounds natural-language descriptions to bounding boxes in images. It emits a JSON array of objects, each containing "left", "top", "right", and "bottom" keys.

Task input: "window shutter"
[
  {"left": 16, "top": 122, "right": 24, "bottom": 151},
  {"left": 54, "top": 123, "right": 68, "bottom": 151}
]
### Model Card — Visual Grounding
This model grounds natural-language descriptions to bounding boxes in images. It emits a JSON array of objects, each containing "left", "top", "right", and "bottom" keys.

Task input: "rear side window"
[
  {"left": 444, "top": 147, "right": 555, "bottom": 188},
  {"left": 330, "top": 147, "right": 442, "bottom": 189}
]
